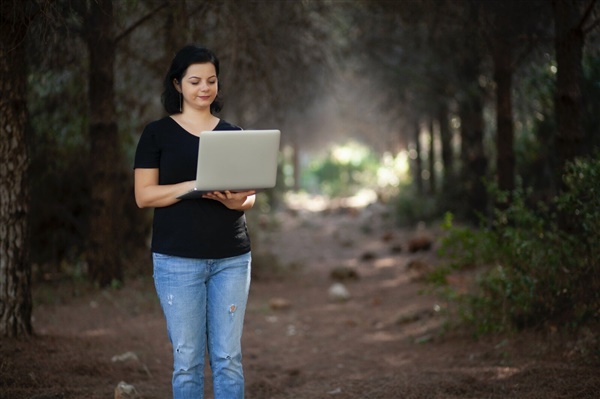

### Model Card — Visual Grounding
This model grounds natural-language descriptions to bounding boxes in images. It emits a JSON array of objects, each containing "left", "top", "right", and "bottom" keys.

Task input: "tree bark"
[
  {"left": 456, "top": 0, "right": 487, "bottom": 224},
  {"left": 438, "top": 102, "right": 454, "bottom": 190},
  {"left": 553, "top": 0, "right": 586, "bottom": 177},
  {"left": 493, "top": 35, "right": 515, "bottom": 195},
  {"left": 428, "top": 119, "right": 436, "bottom": 194},
  {"left": 412, "top": 118, "right": 424, "bottom": 196},
  {"left": 84, "top": 0, "right": 123, "bottom": 286},
  {"left": 0, "top": 0, "right": 33, "bottom": 337},
  {"left": 459, "top": 85, "right": 487, "bottom": 224}
]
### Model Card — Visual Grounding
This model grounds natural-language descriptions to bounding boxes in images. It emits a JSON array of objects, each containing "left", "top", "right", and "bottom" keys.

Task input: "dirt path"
[{"left": 1, "top": 200, "right": 598, "bottom": 398}]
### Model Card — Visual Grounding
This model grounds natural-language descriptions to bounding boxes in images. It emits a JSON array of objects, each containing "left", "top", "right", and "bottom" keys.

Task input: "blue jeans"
[{"left": 153, "top": 251, "right": 251, "bottom": 399}]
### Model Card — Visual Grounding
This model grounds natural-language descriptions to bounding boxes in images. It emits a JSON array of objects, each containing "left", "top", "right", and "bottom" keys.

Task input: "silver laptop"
[{"left": 177, "top": 129, "right": 281, "bottom": 199}]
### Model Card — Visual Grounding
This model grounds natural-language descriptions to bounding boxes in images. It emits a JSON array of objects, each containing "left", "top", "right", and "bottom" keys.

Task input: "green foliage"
[
  {"left": 558, "top": 156, "right": 600, "bottom": 245},
  {"left": 512, "top": 50, "right": 600, "bottom": 197},
  {"left": 394, "top": 185, "right": 436, "bottom": 225},
  {"left": 301, "top": 141, "right": 380, "bottom": 197},
  {"left": 513, "top": 56, "right": 557, "bottom": 195},
  {"left": 436, "top": 155, "right": 600, "bottom": 335},
  {"left": 392, "top": 183, "right": 448, "bottom": 227},
  {"left": 437, "top": 212, "right": 495, "bottom": 269}
]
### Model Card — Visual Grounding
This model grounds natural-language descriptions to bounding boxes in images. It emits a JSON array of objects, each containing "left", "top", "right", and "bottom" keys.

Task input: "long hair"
[{"left": 161, "top": 45, "right": 223, "bottom": 114}]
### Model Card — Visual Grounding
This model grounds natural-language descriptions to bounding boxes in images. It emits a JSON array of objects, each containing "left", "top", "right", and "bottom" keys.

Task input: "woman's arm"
[{"left": 134, "top": 168, "right": 194, "bottom": 208}]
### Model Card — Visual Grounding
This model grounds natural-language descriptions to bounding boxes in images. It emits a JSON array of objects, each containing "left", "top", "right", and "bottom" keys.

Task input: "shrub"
[
  {"left": 436, "top": 154, "right": 600, "bottom": 335},
  {"left": 393, "top": 183, "right": 441, "bottom": 226}
]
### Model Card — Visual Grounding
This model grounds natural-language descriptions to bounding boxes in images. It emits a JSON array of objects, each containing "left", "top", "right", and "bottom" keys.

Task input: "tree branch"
[
  {"left": 114, "top": 1, "right": 168, "bottom": 44},
  {"left": 583, "top": 16, "right": 600, "bottom": 35},
  {"left": 577, "top": 0, "right": 597, "bottom": 31}
]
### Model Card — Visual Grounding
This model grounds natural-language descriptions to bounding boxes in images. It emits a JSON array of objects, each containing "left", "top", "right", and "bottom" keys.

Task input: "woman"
[{"left": 134, "top": 45, "right": 255, "bottom": 399}]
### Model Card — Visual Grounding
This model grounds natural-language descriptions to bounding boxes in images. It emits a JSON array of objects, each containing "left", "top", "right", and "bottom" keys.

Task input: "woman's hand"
[{"left": 202, "top": 190, "right": 256, "bottom": 210}]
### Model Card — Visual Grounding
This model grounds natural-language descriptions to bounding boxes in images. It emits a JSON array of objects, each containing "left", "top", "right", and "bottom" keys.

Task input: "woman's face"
[{"left": 176, "top": 62, "right": 218, "bottom": 112}]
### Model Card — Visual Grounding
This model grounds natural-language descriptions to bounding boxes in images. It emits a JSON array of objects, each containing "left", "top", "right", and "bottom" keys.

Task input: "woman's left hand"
[{"left": 202, "top": 190, "right": 256, "bottom": 210}]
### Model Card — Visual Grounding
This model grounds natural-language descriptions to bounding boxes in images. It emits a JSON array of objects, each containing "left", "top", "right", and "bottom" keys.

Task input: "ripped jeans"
[{"left": 153, "top": 251, "right": 251, "bottom": 399}]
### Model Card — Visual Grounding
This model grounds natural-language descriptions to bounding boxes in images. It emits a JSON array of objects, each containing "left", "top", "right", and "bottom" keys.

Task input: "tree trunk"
[
  {"left": 428, "top": 119, "right": 436, "bottom": 195},
  {"left": 85, "top": 0, "right": 123, "bottom": 286},
  {"left": 0, "top": 1, "right": 33, "bottom": 337},
  {"left": 493, "top": 35, "right": 515, "bottom": 195},
  {"left": 412, "top": 118, "right": 423, "bottom": 196},
  {"left": 438, "top": 102, "right": 453, "bottom": 190},
  {"left": 459, "top": 87, "right": 487, "bottom": 224},
  {"left": 457, "top": 0, "right": 487, "bottom": 224},
  {"left": 553, "top": 0, "right": 585, "bottom": 178},
  {"left": 292, "top": 138, "right": 300, "bottom": 191}
]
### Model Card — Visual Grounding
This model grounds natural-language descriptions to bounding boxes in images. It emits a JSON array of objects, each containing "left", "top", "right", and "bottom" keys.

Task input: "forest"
[{"left": 1, "top": 0, "right": 599, "bottom": 397}]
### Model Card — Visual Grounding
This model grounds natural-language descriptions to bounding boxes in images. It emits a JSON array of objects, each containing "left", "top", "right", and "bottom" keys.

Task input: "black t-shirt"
[{"left": 134, "top": 117, "right": 251, "bottom": 259}]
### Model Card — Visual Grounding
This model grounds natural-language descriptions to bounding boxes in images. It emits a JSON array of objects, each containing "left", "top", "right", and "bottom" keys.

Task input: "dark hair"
[{"left": 161, "top": 45, "right": 223, "bottom": 114}]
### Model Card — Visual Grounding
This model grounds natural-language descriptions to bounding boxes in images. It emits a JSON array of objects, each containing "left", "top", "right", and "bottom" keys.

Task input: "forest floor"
[{"left": 1, "top": 193, "right": 599, "bottom": 399}]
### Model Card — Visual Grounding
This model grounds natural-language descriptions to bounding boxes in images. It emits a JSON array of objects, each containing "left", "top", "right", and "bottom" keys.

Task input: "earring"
[{"left": 179, "top": 92, "right": 183, "bottom": 112}]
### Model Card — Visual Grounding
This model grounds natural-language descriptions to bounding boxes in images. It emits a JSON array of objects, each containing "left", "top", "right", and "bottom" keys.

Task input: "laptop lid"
[{"left": 177, "top": 129, "right": 281, "bottom": 199}]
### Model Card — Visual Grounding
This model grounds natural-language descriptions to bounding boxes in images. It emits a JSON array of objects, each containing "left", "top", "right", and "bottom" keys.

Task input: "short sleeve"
[
  {"left": 214, "top": 120, "right": 242, "bottom": 131},
  {"left": 134, "top": 124, "right": 160, "bottom": 169}
]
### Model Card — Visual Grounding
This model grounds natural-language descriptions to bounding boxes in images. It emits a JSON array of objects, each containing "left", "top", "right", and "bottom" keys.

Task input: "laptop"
[{"left": 176, "top": 129, "right": 281, "bottom": 199}]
